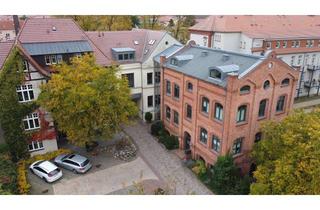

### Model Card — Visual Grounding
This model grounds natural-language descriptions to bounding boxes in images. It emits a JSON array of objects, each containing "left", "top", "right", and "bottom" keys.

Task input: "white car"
[{"left": 29, "top": 160, "right": 63, "bottom": 183}]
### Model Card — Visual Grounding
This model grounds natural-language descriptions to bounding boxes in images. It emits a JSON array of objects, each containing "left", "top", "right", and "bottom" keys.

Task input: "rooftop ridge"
[{"left": 190, "top": 45, "right": 265, "bottom": 60}]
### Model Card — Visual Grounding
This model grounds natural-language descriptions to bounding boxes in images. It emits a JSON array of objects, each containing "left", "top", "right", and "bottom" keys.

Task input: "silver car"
[{"left": 54, "top": 153, "right": 92, "bottom": 174}]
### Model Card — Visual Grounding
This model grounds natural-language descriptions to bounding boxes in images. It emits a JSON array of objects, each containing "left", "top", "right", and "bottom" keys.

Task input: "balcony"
[
  {"left": 304, "top": 81, "right": 312, "bottom": 88},
  {"left": 307, "top": 65, "right": 320, "bottom": 71}
]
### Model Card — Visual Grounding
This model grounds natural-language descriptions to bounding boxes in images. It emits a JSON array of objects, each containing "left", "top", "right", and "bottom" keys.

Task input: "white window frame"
[
  {"left": 214, "top": 103, "right": 223, "bottom": 121},
  {"left": 57, "top": 54, "right": 63, "bottom": 63},
  {"left": 212, "top": 136, "right": 221, "bottom": 152},
  {"left": 200, "top": 128, "right": 208, "bottom": 144},
  {"left": 266, "top": 41, "right": 271, "bottom": 49},
  {"left": 16, "top": 84, "right": 34, "bottom": 102},
  {"left": 22, "top": 60, "right": 29, "bottom": 72},
  {"left": 50, "top": 55, "right": 57, "bottom": 64},
  {"left": 23, "top": 113, "right": 40, "bottom": 131},
  {"left": 45, "top": 55, "right": 51, "bottom": 65},
  {"left": 28, "top": 141, "right": 44, "bottom": 152},
  {"left": 276, "top": 41, "right": 280, "bottom": 48},
  {"left": 283, "top": 41, "right": 287, "bottom": 48}
]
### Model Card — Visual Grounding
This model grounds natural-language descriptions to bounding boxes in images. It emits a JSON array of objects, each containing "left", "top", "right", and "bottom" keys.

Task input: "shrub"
[
  {"left": 144, "top": 112, "right": 152, "bottom": 123},
  {"left": 209, "top": 154, "right": 251, "bottom": 195},
  {"left": 159, "top": 134, "right": 179, "bottom": 150},
  {"left": 26, "top": 148, "right": 72, "bottom": 165},
  {"left": 150, "top": 121, "right": 164, "bottom": 136},
  {"left": 159, "top": 128, "right": 170, "bottom": 137},
  {"left": 192, "top": 160, "right": 207, "bottom": 178},
  {"left": 17, "top": 160, "right": 30, "bottom": 195},
  {"left": 0, "top": 152, "right": 18, "bottom": 194},
  {"left": 0, "top": 144, "right": 9, "bottom": 153}
]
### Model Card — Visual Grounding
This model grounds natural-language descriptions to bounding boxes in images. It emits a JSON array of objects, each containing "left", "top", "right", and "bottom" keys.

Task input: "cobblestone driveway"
[{"left": 123, "top": 121, "right": 212, "bottom": 195}]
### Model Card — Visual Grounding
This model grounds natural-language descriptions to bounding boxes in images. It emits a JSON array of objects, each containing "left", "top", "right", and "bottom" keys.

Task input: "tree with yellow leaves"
[
  {"left": 250, "top": 109, "right": 320, "bottom": 194},
  {"left": 37, "top": 54, "right": 138, "bottom": 146}
]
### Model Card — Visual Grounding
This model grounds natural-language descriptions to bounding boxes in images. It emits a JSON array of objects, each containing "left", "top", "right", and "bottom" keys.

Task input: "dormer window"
[
  {"left": 170, "top": 58, "right": 178, "bottom": 66},
  {"left": 112, "top": 48, "right": 135, "bottom": 62},
  {"left": 209, "top": 69, "right": 222, "bottom": 80}
]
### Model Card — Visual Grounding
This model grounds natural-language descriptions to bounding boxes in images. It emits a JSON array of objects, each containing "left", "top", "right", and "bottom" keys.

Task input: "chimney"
[
  {"left": 160, "top": 55, "right": 166, "bottom": 66},
  {"left": 222, "top": 54, "right": 230, "bottom": 62},
  {"left": 13, "top": 15, "right": 20, "bottom": 35}
]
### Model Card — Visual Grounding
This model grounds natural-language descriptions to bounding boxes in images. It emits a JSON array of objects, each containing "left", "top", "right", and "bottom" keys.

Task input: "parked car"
[
  {"left": 54, "top": 153, "right": 92, "bottom": 174},
  {"left": 29, "top": 160, "right": 63, "bottom": 183}
]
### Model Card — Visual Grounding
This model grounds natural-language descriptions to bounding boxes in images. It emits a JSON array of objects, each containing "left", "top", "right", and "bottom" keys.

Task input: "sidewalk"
[
  {"left": 293, "top": 96, "right": 320, "bottom": 110},
  {"left": 123, "top": 121, "right": 213, "bottom": 195}
]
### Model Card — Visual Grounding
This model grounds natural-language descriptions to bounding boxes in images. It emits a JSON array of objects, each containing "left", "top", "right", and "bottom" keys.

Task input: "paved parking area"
[
  {"left": 53, "top": 157, "right": 158, "bottom": 195},
  {"left": 123, "top": 121, "right": 212, "bottom": 195},
  {"left": 28, "top": 133, "right": 161, "bottom": 195}
]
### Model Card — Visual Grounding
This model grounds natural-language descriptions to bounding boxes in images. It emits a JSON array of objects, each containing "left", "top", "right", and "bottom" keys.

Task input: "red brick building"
[{"left": 159, "top": 42, "right": 299, "bottom": 172}]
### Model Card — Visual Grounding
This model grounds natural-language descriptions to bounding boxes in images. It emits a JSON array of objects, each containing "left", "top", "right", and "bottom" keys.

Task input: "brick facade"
[{"left": 160, "top": 51, "right": 299, "bottom": 173}]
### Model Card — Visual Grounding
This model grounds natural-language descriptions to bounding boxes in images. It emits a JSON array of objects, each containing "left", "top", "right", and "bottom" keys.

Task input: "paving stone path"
[{"left": 123, "top": 121, "right": 213, "bottom": 195}]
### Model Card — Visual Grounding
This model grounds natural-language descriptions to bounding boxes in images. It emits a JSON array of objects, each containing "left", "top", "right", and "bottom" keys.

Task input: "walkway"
[
  {"left": 123, "top": 121, "right": 212, "bottom": 195},
  {"left": 52, "top": 157, "right": 158, "bottom": 195}
]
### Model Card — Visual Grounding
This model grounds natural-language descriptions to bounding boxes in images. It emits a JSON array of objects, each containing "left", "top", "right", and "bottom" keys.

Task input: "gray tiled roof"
[
  {"left": 153, "top": 44, "right": 183, "bottom": 63},
  {"left": 22, "top": 41, "right": 93, "bottom": 56},
  {"left": 164, "top": 45, "right": 265, "bottom": 87}
]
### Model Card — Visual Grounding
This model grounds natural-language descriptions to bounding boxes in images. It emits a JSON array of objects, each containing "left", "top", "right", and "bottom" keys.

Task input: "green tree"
[
  {"left": 37, "top": 54, "right": 138, "bottom": 146},
  {"left": 0, "top": 48, "right": 35, "bottom": 162},
  {"left": 131, "top": 16, "right": 140, "bottom": 28},
  {"left": 250, "top": 109, "right": 320, "bottom": 195},
  {"left": 140, "top": 15, "right": 163, "bottom": 30},
  {"left": 210, "top": 154, "right": 250, "bottom": 194}
]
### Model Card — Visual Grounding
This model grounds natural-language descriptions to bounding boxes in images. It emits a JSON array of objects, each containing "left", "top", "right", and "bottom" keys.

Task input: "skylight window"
[
  {"left": 134, "top": 40, "right": 139, "bottom": 45},
  {"left": 148, "top": 40, "right": 156, "bottom": 45}
]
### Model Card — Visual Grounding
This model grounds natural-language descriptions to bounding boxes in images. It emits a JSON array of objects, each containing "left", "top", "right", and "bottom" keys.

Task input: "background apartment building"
[
  {"left": 159, "top": 42, "right": 299, "bottom": 172},
  {"left": 189, "top": 15, "right": 320, "bottom": 98},
  {"left": 0, "top": 16, "right": 22, "bottom": 42}
]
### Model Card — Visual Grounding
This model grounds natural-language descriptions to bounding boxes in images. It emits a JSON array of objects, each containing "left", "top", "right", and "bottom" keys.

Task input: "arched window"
[
  {"left": 199, "top": 127, "right": 208, "bottom": 144},
  {"left": 276, "top": 95, "right": 286, "bottom": 112},
  {"left": 211, "top": 135, "right": 221, "bottom": 152},
  {"left": 201, "top": 97, "right": 210, "bottom": 114},
  {"left": 240, "top": 85, "right": 250, "bottom": 94},
  {"left": 258, "top": 99, "right": 268, "bottom": 118},
  {"left": 237, "top": 105, "right": 247, "bottom": 123},
  {"left": 281, "top": 78, "right": 290, "bottom": 86},
  {"left": 263, "top": 80, "right": 270, "bottom": 89},
  {"left": 166, "top": 106, "right": 171, "bottom": 120},
  {"left": 214, "top": 103, "right": 223, "bottom": 121},
  {"left": 187, "top": 82, "right": 193, "bottom": 92}
]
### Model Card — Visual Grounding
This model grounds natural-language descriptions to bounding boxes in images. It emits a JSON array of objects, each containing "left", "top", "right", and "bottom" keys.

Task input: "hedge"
[
  {"left": 159, "top": 134, "right": 179, "bottom": 150},
  {"left": 0, "top": 152, "right": 18, "bottom": 194},
  {"left": 150, "top": 121, "right": 164, "bottom": 136},
  {"left": 17, "top": 148, "right": 72, "bottom": 194}
]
